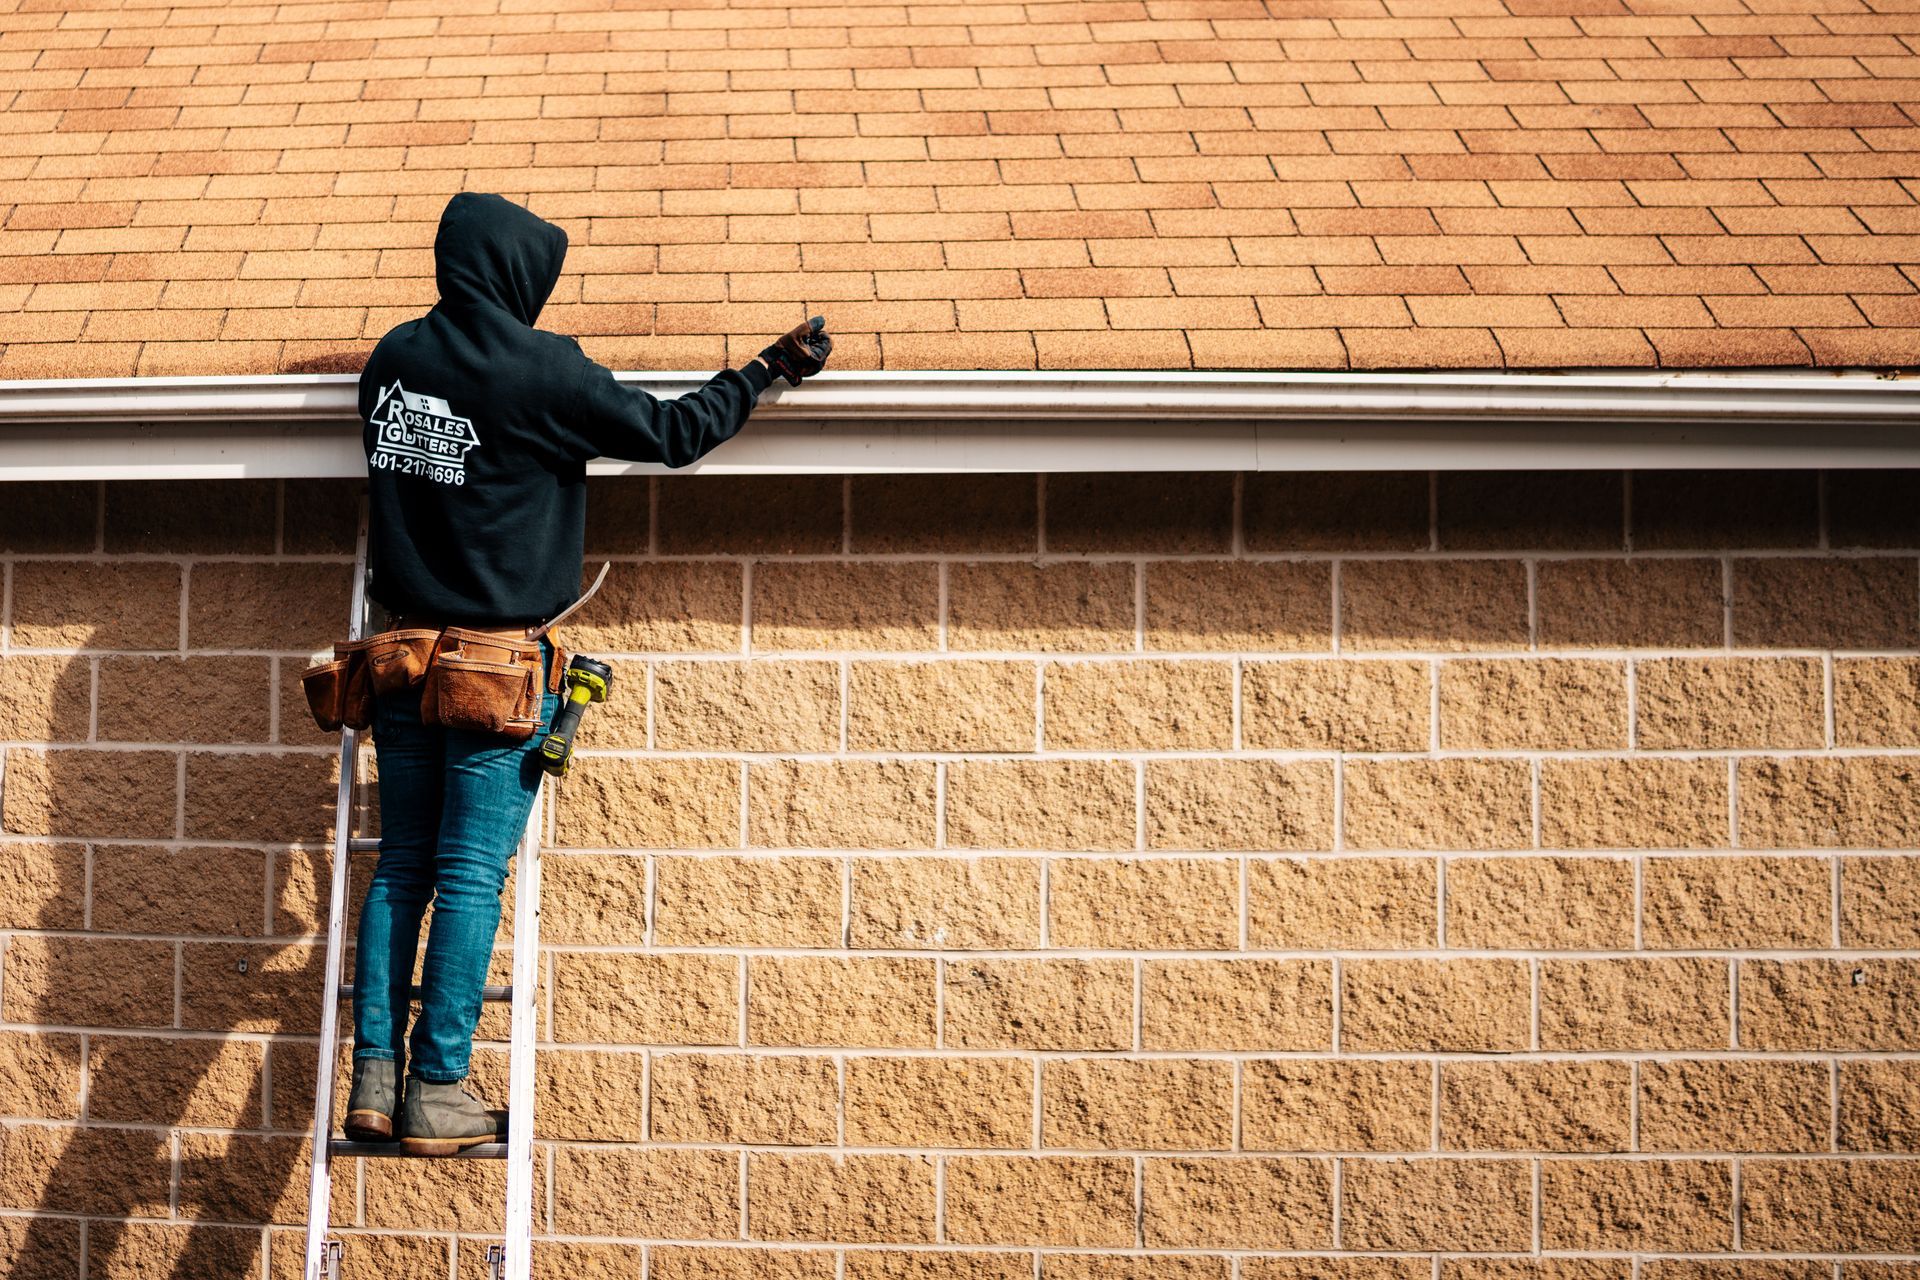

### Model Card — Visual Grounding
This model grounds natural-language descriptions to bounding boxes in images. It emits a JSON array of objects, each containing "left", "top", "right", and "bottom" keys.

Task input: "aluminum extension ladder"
[{"left": 302, "top": 507, "right": 546, "bottom": 1280}]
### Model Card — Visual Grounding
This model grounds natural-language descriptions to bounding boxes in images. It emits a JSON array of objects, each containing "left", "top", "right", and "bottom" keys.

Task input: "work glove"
[{"left": 759, "top": 315, "right": 832, "bottom": 386}]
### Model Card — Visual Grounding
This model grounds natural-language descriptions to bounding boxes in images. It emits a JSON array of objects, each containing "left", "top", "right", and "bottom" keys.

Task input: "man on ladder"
[{"left": 301, "top": 190, "right": 833, "bottom": 1278}]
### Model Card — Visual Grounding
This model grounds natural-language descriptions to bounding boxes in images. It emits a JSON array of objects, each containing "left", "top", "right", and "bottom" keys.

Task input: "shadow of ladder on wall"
[{"left": 300, "top": 501, "right": 547, "bottom": 1280}]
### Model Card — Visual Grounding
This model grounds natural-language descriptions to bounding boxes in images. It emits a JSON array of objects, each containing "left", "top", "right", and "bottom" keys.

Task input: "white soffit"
[{"left": 0, "top": 369, "right": 1916, "bottom": 479}]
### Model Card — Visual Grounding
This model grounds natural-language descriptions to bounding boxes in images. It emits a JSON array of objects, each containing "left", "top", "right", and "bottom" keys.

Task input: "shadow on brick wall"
[
  {"left": 0, "top": 478, "right": 360, "bottom": 1277},
  {"left": 7, "top": 735, "right": 335, "bottom": 1278}
]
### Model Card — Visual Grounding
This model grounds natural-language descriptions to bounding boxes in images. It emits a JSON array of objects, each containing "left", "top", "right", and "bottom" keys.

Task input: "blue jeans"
[{"left": 352, "top": 638, "right": 559, "bottom": 1083}]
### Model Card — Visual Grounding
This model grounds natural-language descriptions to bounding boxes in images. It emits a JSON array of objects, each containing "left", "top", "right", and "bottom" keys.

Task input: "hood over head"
[{"left": 433, "top": 192, "right": 568, "bottom": 326}]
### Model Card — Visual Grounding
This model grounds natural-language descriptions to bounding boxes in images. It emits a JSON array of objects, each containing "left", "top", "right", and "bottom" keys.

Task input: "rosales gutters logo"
[{"left": 369, "top": 380, "right": 480, "bottom": 486}]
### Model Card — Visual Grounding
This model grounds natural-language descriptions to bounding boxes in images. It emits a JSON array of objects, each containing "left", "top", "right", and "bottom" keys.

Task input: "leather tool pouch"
[
  {"left": 303, "top": 622, "right": 567, "bottom": 740},
  {"left": 420, "top": 626, "right": 546, "bottom": 740},
  {"left": 301, "top": 638, "right": 374, "bottom": 733},
  {"left": 364, "top": 628, "right": 441, "bottom": 697}
]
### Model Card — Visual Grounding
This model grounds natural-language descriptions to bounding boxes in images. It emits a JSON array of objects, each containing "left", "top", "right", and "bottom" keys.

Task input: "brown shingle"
[{"left": 2, "top": 0, "right": 1917, "bottom": 374}]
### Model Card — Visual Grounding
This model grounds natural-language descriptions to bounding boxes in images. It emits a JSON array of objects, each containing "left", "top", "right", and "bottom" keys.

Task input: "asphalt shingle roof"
[{"left": 2, "top": 0, "right": 1918, "bottom": 377}]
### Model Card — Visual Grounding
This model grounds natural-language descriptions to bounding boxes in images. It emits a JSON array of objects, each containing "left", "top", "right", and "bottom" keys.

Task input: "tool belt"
[{"left": 302, "top": 620, "right": 570, "bottom": 741}]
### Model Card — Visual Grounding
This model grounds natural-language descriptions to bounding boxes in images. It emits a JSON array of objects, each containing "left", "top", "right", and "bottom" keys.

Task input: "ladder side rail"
[
  {"left": 500, "top": 782, "right": 544, "bottom": 1279},
  {"left": 303, "top": 502, "right": 372, "bottom": 1280}
]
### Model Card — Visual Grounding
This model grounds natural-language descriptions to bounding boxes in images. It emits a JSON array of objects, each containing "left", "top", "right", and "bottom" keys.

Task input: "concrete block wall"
[{"left": 0, "top": 471, "right": 1917, "bottom": 1278}]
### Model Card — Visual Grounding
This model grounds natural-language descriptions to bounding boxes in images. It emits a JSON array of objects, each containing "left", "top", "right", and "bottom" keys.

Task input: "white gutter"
[{"left": 0, "top": 369, "right": 1914, "bottom": 478}]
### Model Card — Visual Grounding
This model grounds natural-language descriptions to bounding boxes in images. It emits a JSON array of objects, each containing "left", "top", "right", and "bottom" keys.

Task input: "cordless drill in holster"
[{"left": 539, "top": 655, "right": 613, "bottom": 777}]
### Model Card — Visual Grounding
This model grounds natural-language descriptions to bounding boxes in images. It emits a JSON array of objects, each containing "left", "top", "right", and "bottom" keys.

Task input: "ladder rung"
[
  {"left": 337, "top": 983, "right": 512, "bottom": 1002},
  {"left": 328, "top": 1139, "right": 506, "bottom": 1159},
  {"left": 346, "top": 837, "right": 379, "bottom": 852}
]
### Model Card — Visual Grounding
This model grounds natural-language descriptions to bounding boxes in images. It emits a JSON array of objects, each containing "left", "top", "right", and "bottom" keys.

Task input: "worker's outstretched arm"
[
  {"left": 558, "top": 318, "right": 833, "bottom": 469},
  {"left": 569, "top": 356, "right": 766, "bottom": 469}
]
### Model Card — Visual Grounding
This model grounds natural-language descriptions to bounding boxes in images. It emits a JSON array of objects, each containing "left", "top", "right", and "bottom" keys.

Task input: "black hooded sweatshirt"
[{"left": 357, "top": 192, "right": 772, "bottom": 625}]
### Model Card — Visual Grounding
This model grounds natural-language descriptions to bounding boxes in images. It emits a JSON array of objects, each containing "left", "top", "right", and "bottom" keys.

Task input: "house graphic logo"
[{"left": 369, "top": 379, "right": 480, "bottom": 485}]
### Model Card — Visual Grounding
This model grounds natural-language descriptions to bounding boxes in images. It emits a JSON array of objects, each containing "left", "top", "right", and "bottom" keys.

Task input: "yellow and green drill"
[{"left": 538, "top": 655, "right": 613, "bottom": 777}]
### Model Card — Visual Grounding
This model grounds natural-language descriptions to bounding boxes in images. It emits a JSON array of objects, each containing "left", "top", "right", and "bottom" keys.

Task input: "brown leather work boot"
[
  {"left": 398, "top": 1075, "right": 508, "bottom": 1156},
  {"left": 343, "top": 1057, "right": 398, "bottom": 1143}
]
